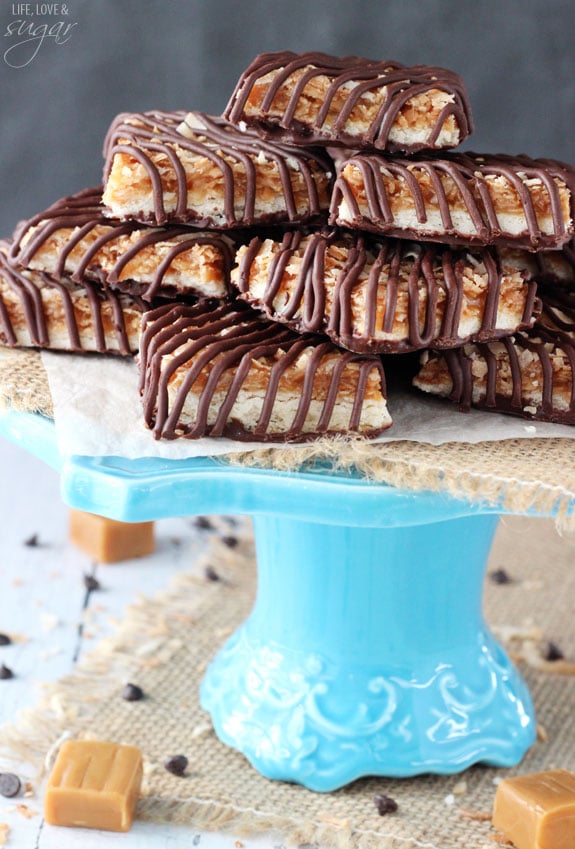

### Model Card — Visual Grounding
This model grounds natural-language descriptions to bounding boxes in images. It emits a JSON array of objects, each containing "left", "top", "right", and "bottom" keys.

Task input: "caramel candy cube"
[
  {"left": 492, "top": 769, "right": 575, "bottom": 849},
  {"left": 69, "top": 509, "right": 155, "bottom": 563},
  {"left": 45, "top": 740, "right": 143, "bottom": 831}
]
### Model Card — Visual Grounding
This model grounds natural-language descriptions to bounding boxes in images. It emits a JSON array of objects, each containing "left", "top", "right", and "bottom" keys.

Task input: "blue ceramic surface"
[
  {"left": 0, "top": 411, "right": 540, "bottom": 790},
  {"left": 200, "top": 513, "right": 535, "bottom": 790}
]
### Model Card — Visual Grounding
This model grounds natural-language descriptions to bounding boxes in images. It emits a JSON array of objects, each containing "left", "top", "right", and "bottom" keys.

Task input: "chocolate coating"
[
  {"left": 233, "top": 229, "right": 540, "bottom": 354},
  {"left": 9, "top": 186, "right": 234, "bottom": 303},
  {"left": 139, "top": 298, "right": 388, "bottom": 441},
  {"left": 103, "top": 110, "right": 333, "bottom": 227},
  {"left": 225, "top": 51, "right": 473, "bottom": 152},
  {"left": 330, "top": 151, "right": 575, "bottom": 250}
]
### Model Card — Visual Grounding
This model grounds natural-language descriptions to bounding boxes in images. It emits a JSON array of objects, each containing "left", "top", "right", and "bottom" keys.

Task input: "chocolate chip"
[
  {"left": 23, "top": 533, "right": 40, "bottom": 547},
  {"left": 490, "top": 568, "right": 513, "bottom": 585},
  {"left": 204, "top": 565, "right": 221, "bottom": 582},
  {"left": 221, "top": 535, "right": 238, "bottom": 549},
  {"left": 83, "top": 574, "right": 101, "bottom": 592},
  {"left": 0, "top": 773, "right": 21, "bottom": 798},
  {"left": 193, "top": 516, "right": 214, "bottom": 530},
  {"left": 374, "top": 793, "right": 398, "bottom": 815},
  {"left": 164, "top": 754, "right": 188, "bottom": 776},
  {"left": 0, "top": 634, "right": 11, "bottom": 646},
  {"left": 0, "top": 664, "right": 14, "bottom": 680},
  {"left": 121, "top": 683, "right": 144, "bottom": 702},
  {"left": 544, "top": 641, "right": 565, "bottom": 662}
]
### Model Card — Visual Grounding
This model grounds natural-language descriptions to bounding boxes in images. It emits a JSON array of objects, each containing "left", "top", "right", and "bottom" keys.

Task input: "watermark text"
[{"left": 4, "top": 3, "right": 78, "bottom": 68}]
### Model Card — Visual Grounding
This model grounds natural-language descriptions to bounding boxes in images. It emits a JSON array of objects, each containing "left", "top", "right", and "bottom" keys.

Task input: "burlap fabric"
[
  {"left": 1, "top": 348, "right": 575, "bottom": 529},
  {"left": 2, "top": 516, "right": 575, "bottom": 849},
  {"left": 0, "top": 349, "right": 54, "bottom": 418}
]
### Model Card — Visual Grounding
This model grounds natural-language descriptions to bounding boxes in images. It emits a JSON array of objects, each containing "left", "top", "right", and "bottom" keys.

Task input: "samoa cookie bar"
[
  {"left": 9, "top": 186, "right": 234, "bottom": 302},
  {"left": 224, "top": 51, "right": 473, "bottom": 153},
  {"left": 413, "top": 275, "right": 575, "bottom": 424},
  {"left": 102, "top": 110, "right": 333, "bottom": 227},
  {"left": 331, "top": 151, "right": 575, "bottom": 250},
  {"left": 138, "top": 298, "right": 391, "bottom": 441},
  {"left": 0, "top": 241, "right": 142, "bottom": 355},
  {"left": 232, "top": 229, "right": 541, "bottom": 354},
  {"left": 413, "top": 331, "right": 575, "bottom": 425}
]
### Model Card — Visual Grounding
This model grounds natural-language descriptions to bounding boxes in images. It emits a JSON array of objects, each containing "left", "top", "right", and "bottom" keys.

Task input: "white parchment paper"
[{"left": 41, "top": 351, "right": 575, "bottom": 461}]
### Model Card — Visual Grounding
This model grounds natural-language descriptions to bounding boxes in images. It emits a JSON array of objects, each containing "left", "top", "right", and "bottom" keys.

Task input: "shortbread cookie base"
[
  {"left": 232, "top": 231, "right": 540, "bottom": 354},
  {"left": 139, "top": 299, "right": 391, "bottom": 441},
  {"left": 331, "top": 153, "right": 575, "bottom": 250},
  {"left": 102, "top": 111, "right": 333, "bottom": 227}
]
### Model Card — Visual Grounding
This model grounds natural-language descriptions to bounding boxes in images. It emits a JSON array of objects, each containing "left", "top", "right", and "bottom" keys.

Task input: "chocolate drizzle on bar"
[
  {"left": 9, "top": 187, "right": 234, "bottom": 302},
  {"left": 420, "top": 282, "right": 575, "bottom": 423},
  {"left": 102, "top": 110, "right": 333, "bottom": 227},
  {"left": 224, "top": 51, "right": 474, "bottom": 152},
  {"left": 440, "top": 333, "right": 575, "bottom": 423},
  {"left": 330, "top": 152, "right": 575, "bottom": 250},
  {"left": 0, "top": 241, "right": 141, "bottom": 355},
  {"left": 234, "top": 229, "right": 540, "bottom": 354},
  {"left": 139, "top": 298, "right": 388, "bottom": 441}
]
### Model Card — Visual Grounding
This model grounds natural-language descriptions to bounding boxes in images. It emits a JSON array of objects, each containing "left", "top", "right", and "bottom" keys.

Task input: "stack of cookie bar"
[{"left": 3, "top": 51, "right": 575, "bottom": 440}]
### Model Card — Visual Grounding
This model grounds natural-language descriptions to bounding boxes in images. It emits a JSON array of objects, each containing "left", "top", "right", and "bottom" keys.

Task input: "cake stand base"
[{"left": 201, "top": 512, "right": 535, "bottom": 792}]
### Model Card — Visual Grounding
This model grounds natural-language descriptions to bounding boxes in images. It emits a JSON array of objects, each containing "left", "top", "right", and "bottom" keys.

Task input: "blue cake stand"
[{"left": 0, "top": 410, "right": 543, "bottom": 792}]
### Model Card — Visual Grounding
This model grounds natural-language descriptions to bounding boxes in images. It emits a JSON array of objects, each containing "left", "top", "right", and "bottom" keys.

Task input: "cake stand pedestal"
[
  {"left": 0, "top": 410, "right": 537, "bottom": 792},
  {"left": 201, "top": 511, "right": 533, "bottom": 791}
]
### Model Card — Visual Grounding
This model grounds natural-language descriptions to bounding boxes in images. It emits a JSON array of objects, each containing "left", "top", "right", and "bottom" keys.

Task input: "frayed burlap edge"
[
  {"left": 0, "top": 348, "right": 53, "bottom": 418},
  {"left": 2, "top": 347, "right": 575, "bottom": 533},
  {"left": 227, "top": 438, "right": 575, "bottom": 531}
]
